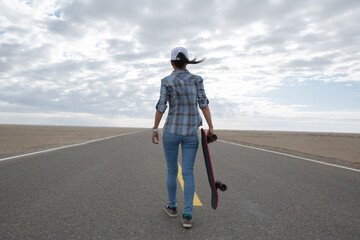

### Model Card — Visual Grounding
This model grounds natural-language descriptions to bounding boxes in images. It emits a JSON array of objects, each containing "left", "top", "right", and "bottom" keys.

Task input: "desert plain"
[
  {"left": 0, "top": 125, "right": 145, "bottom": 159},
  {"left": 0, "top": 124, "right": 359, "bottom": 170},
  {"left": 217, "top": 130, "right": 360, "bottom": 170}
]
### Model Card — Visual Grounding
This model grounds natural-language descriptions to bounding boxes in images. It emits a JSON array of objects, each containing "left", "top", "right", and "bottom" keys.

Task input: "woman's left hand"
[{"left": 152, "top": 132, "right": 159, "bottom": 144}]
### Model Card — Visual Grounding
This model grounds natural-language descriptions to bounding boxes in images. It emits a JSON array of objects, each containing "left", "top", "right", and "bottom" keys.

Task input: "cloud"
[{"left": 0, "top": 0, "right": 359, "bottom": 132}]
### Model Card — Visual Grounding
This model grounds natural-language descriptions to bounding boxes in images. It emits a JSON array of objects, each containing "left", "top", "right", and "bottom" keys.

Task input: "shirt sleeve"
[
  {"left": 155, "top": 79, "right": 169, "bottom": 113},
  {"left": 196, "top": 76, "right": 209, "bottom": 109}
]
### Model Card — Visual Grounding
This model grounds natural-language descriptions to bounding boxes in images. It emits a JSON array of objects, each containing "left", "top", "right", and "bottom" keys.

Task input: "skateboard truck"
[
  {"left": 207, "top": 134, "right": 218, "bottom": 143},
  {"left": 215, "top": 180, "right": 227, "bottom": 192}
]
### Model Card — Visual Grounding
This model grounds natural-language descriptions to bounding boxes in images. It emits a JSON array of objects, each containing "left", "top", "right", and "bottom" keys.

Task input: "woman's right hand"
[{"left": 207, "top": 128, "right": 215, "bottom": 137}]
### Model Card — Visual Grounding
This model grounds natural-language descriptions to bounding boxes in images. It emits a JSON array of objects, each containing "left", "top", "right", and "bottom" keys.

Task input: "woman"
[{"left": 152, "top": 47, "right": 214, "bottom": 228}]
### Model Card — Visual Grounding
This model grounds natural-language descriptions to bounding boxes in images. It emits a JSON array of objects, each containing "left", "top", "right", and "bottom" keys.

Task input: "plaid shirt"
[{"left": 156, "top": 69, "right": 209, "bottom": 136}]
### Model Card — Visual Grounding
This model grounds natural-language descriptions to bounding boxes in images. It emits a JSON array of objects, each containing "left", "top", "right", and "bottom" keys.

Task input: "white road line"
[
  {"left": 219, "top": 140, "right": 360, "bottom": 173},
  {"left": 0, "top": 131, "right": 145, "bottom": 162}
]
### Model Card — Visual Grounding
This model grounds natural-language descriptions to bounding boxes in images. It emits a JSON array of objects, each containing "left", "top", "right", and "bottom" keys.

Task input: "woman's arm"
[
  {"left": 201, "top": 105, "right": 214, "bottom": 136},
  {"left": 152, "top": 110, "right": 163, "bottom": 144}
]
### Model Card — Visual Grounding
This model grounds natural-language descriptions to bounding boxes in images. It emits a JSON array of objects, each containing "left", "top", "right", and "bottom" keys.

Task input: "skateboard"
[{"left": 200, "top": 128, "right": 227, "bottom": 209}]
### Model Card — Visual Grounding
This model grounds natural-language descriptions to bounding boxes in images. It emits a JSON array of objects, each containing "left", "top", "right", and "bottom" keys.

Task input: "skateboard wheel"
[
  {"left": 207, "top": 134, "right": 218, "bottom": 143},
  {"left": 215, "top": 180, "right": 227, "bottom": 191}
]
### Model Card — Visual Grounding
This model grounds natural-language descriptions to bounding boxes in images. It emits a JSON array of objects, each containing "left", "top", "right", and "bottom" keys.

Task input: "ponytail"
[{"left": 171, "top": 52, "right": 205, "bottom": 68}]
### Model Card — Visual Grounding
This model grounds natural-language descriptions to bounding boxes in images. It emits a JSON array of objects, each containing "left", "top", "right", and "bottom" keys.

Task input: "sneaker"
[
  {"left": 164, "top": 204, "right": 177, "bottom": 217},
  {"left": 181, "top": 214, "right": 192, "bottom": 228}
]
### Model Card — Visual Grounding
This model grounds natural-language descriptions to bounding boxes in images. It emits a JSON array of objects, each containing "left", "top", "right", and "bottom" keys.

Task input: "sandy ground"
[
  {"left": 1, "top": 125, "right": 359, "bottom": 170},
  {"left": 0, "top": 125, "right": 145, "bottom": 159},
  {"left": 217, "top": 130, "right": 360, "bottom": 170}
]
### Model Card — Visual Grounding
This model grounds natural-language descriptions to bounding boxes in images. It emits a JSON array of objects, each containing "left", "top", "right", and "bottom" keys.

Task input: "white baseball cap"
[{"left": 171, "top": 47, "right": 189, "bottom": 60}]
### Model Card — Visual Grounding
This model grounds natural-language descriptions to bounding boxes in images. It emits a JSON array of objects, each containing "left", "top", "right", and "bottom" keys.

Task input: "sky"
[{"left": 0, "top": 0, "right": 360, "bottom": 133}]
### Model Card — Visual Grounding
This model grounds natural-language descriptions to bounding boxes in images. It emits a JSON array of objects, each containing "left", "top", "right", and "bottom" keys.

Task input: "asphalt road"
[{"left": 1, "top": 131, "right": 359, "bottom": 239}]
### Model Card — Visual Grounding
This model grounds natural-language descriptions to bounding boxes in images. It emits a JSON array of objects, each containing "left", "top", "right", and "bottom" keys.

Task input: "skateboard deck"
[{"left": 200, "top": 128, "right": 227, "bottom": 209}]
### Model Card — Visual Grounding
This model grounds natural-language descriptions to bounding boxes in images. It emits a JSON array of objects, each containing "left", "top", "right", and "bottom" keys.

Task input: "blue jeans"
[{"left": 162, "top": 131, "right": 199, "bottom": 215}]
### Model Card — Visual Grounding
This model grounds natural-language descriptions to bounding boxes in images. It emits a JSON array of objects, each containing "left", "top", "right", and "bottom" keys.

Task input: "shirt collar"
[{"left": 172, "top": 69, "right": 189, "bottom": 74}]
